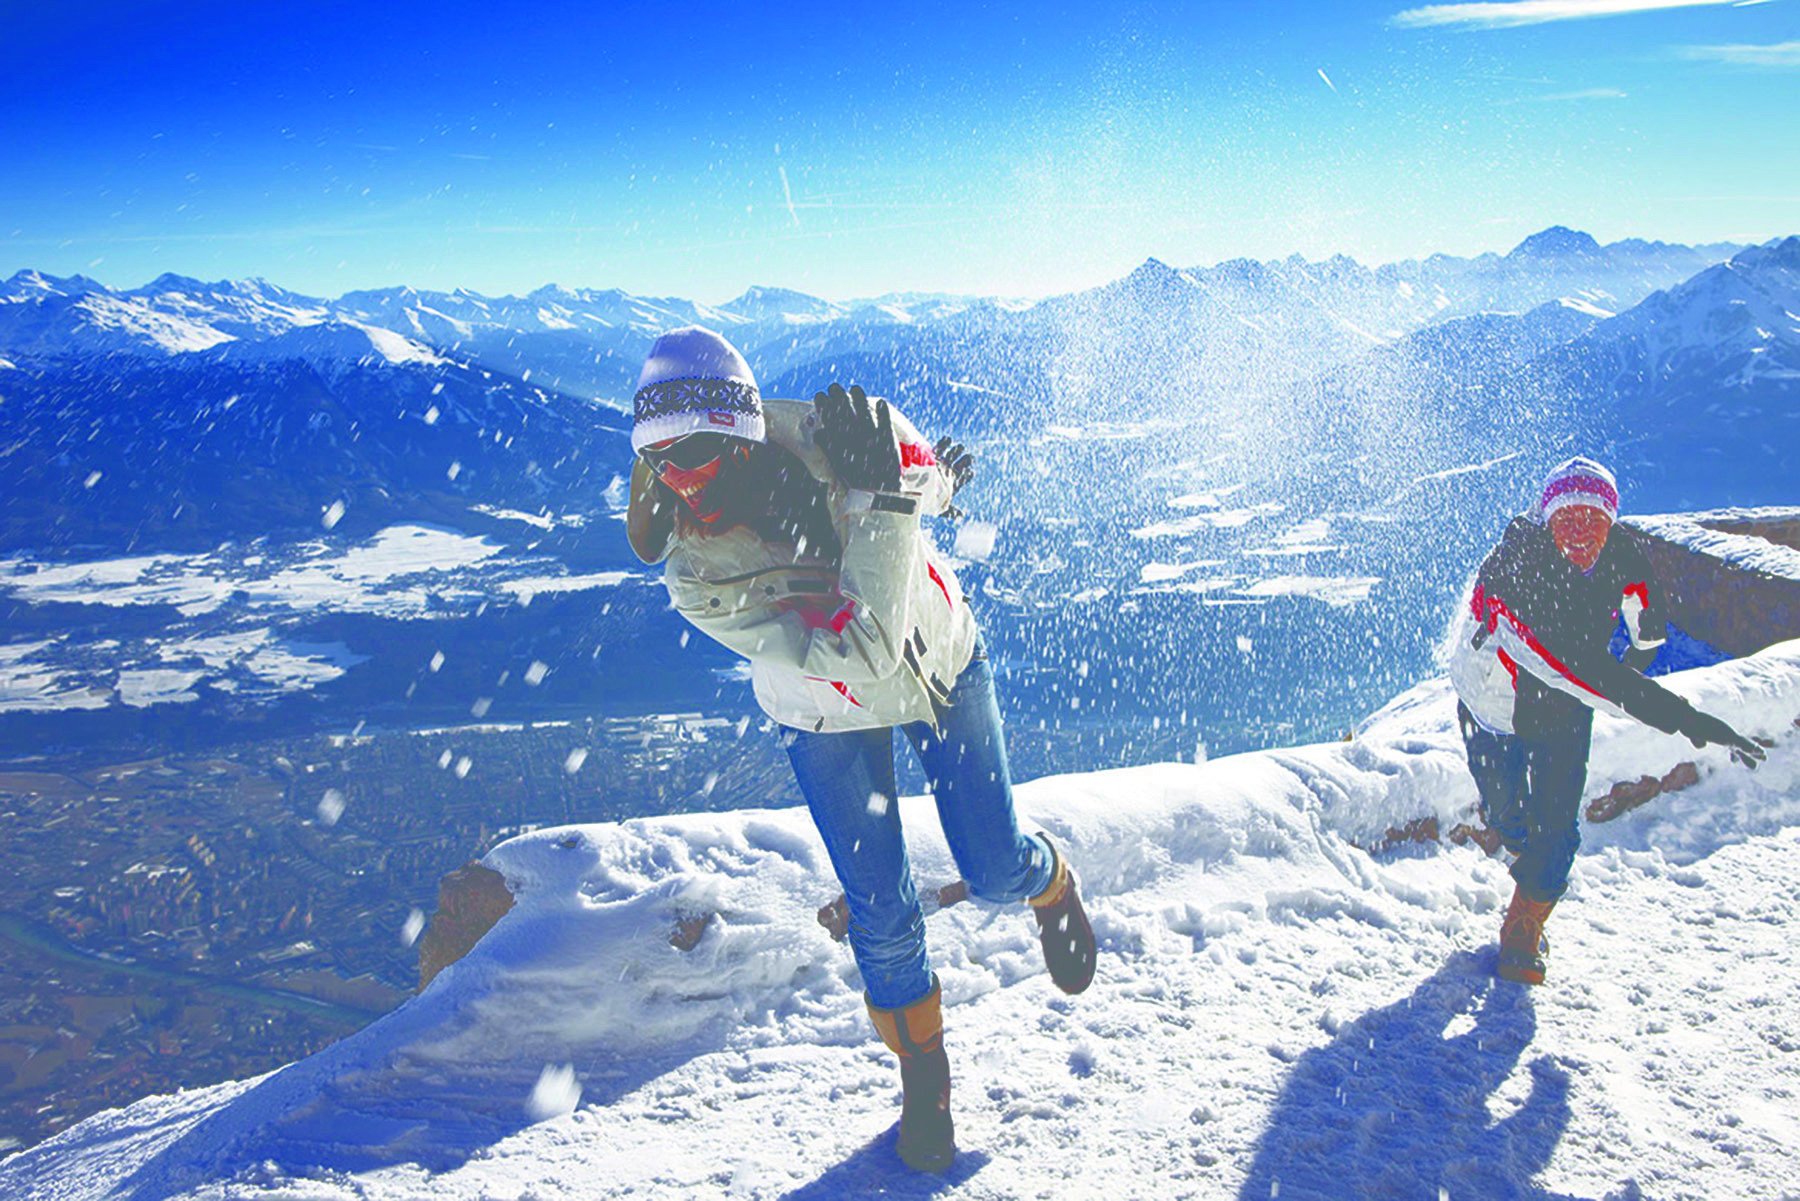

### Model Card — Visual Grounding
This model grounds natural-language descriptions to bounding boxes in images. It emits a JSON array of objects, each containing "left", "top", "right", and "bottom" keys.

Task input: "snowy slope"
[
  {"left": 208, "top": 319, "right": 449, "bottom": 372},
  {"left": 7, "top": 644, "right": 1800, "bottom": 1199}
]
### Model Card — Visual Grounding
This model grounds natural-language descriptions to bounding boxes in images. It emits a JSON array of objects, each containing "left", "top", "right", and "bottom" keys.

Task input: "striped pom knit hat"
[
  {"left": 631, "top": 326, "right": 765, "bottom": 454},
  {"left": 1537, "top": 456, "right": 1619, "bottom": 522}
]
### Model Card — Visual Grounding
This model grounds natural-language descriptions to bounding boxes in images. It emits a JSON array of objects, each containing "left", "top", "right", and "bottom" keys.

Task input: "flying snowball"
[
  {"left": 954, "top": 520, "right": 999, "bottom": 562},
  {"left": 526, "top": 1063, "right": 582, "bottom": 1122}
]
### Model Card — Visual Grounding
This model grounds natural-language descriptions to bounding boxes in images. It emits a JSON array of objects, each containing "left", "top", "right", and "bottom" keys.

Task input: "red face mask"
[
  {"left": 643, "top": 434, "right": 744, "bottom": 523},
  {"left": 659, "top": 456, "right": 726, "bottom": 521}
]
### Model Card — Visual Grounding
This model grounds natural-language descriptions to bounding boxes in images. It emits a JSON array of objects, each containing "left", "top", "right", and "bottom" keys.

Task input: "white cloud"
[
  {"left": 1680, "top": 40, "right": 1800, "bottom": 66},
  {"left": 1393, "top": 0, "right": 1754, "bottom": 30}
]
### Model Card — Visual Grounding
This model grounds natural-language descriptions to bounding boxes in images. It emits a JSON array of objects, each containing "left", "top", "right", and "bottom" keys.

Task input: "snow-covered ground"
[{"left": 7, "top": 646, "right": 1800, "bottom": 1200}]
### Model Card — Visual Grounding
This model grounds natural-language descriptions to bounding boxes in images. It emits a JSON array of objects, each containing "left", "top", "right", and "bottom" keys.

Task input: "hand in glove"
[
  {"left": 931, "top": 435, "right": 976, "bottom": 496},
  {"left": 813, "top": 383, "right": 901, "bottom": 493},
  {"left": 1685, "top": 709, "right": 1767, "bottom": 770}
]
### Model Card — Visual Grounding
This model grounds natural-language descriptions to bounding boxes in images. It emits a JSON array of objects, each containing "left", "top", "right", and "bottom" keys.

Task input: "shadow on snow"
[
  {"left": 1238, "top": 949, "right": 1598, "bottom": 1201},
  {"left": 780, "top": 1131, "right": 991, "bottom": 1201},
  {"left": 89, "top": 976, "right": 709, "bottom": 1198}
]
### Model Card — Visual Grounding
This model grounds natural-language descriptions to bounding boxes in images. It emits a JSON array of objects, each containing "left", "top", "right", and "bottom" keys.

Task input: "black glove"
[
  {"left": 813, "top": 383, "right": 901, "bottom": 493},
  {"left": 1684, "top": 709, "right": 1767, "bottom": 770},
  {"left": 932, "top": 435, "right": 976, "bottom": 496}
]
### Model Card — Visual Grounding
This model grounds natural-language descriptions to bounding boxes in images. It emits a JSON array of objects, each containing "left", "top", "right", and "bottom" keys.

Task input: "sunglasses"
[{"left": 640, "top": 433, "right": 744, "bottom": 475}]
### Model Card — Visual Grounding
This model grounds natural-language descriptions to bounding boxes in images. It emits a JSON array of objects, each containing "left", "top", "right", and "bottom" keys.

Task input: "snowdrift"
[{"left": 7, "top": 646, "right": 1800, "bottom": 1199}]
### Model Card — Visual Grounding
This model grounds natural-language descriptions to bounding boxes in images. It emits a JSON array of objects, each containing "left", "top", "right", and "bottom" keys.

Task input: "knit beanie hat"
[
  {"left": 1537, "top": 456, "right": 1619, "bottom": 522},
  {"left": 631, "top": 326, "right": 764, "bottom": 453}
]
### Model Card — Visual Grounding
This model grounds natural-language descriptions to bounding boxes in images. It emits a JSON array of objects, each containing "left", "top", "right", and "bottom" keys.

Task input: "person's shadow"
[
  {"left": 780, "top": 1137, "right": 991, "bottom": 1200},
  {"left": 1239, "top": 951, "right": 1590, "bottom": 1201}
]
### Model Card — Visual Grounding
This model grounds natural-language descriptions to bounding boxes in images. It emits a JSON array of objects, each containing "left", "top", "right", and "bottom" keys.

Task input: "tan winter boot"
[
  {"left": 1029, "top": 834, "right": 1097, "bottom": 995},
  {"left": 1497, "top": 886, "right": 1556, "bottom": 985},
  {"left": 867, "top": 979, "right": 955, "bottom": 1173}
]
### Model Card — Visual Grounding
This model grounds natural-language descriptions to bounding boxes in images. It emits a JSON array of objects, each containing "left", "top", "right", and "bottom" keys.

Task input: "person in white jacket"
[{"left": 625, "top": 327, "right": 1096, "bottom": 1173}]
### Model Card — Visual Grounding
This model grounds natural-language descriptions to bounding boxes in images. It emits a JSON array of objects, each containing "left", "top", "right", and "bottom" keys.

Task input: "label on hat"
[{"left": 709, "top": 412, "right": 736, "bottom": 427}]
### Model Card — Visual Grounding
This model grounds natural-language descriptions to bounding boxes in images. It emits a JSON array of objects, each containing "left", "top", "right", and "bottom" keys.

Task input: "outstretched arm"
[{"left": 1476, "top": 585, "right": 1763, "bottom": 766}]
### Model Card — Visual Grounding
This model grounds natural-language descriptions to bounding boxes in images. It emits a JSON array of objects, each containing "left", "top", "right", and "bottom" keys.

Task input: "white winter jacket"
[{"left": 627, "top": 397, "right": 977, "bottom": 733}]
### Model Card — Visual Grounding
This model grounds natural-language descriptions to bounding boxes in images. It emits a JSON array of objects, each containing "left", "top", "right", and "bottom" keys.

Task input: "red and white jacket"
[
  {"left": 629, "top": 397, "right": 977, "bottom": 733},
  {"left": 1449, "top": 515, "right": 1702, "bottom": 740}
]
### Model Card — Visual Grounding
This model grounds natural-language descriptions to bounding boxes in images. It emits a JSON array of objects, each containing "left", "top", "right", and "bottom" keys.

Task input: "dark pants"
[
  {"left": 1457, "top": 702, "right": 1592, "bottom": 902},
  {"left": 783, "top": 645, "right": 1054, "bottom": 1009}
]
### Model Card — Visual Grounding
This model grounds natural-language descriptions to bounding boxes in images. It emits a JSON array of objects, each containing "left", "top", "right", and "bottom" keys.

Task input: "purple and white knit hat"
[
  {"left": 1538, "top": 456, "right": 1619, "bottom": 522},
  {"left": 630, "top": 326, "right": 765, "bottom": 454}
]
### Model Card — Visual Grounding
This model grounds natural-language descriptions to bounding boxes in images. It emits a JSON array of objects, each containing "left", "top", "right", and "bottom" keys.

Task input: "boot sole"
[
  {"left": 898, "top": 1143, "right": 956, "bottom": 1173},
  {"left": 1496, "top": 959, "right": 1545, "bottom": 986},
  {"left": 1050, "top": 902, "right": 1097, "bottom": 995}
]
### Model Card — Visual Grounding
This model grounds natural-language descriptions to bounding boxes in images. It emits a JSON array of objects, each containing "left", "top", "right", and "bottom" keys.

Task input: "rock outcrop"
[
  {"left": 417, "top": 861, "right": 515, "bottom": 990},
  {"left": 1629, "top": 510, "right": 1800, "bottom": 656}
]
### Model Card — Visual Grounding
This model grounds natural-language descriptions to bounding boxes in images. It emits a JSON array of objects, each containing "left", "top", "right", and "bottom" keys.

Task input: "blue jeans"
[
  {"left": 1457, "top": 702, "right": 1591, "bottom": 902},
  {"left": 784, "top": 645, "right": 1054, "bottom": 1009}
]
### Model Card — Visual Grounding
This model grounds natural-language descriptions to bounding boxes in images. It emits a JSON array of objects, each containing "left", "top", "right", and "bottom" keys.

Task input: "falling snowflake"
[
  {"left": 83, "top": 471, "right": 103, "bottom": 489},
  {"left": 400, "top": 908, "right": 426, "bottom": 947},
  {"left": 470, "top": 697, "right": 492, "bottom": 718},
  {"left": 429, "top": 650, "right": 445, "bottom": 673},
  {"left": 525, "top": 660, "right": 550, "bottom": 686},
  {"left": 563, "top": 747, "right": 589, "bottom": 774},
  {"left": 321, "top": 499, "right": 346, "bottom": 530},
  {"left": 454, "top": 755, "right": 473, "bottom": 778},
  {"left": 438, "top": 749, "right": 454, "bottom": 770},
  {"left": 866, "top": 792, "right": 891, "bottom": 817},
  {"left": 447, "top": 460, "right": 462, "bottom": 481},
  {"left": 317, "top": 789, "right": 346, "bottom": 826},
  {"left": 423, "top": 405, "right": 441, "bottom": 425}
]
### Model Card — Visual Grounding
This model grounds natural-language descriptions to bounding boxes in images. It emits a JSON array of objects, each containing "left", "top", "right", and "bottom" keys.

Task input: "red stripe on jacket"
[
  {"left": 1476, "top": 590, "right": 1610, "bottom": 702},
  {"left": 927, "top": 563, "right": 953, "bottom": 607}
]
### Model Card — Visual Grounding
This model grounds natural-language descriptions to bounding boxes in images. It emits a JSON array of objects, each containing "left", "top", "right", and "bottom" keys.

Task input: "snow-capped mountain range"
[
  {"left": 1, "top": 228, "right": 1794, "bottom": 772},
  {"left": 0, "top": 228, "right": 1742, "bottom": 403}
]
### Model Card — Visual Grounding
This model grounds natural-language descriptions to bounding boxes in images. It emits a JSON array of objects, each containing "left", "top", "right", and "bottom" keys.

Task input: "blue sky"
[{"left": 2, "top": 0, "right": 1794, "bottom": 301}]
